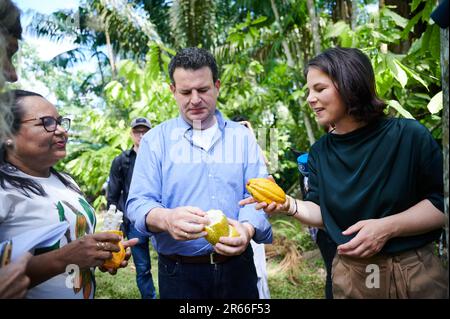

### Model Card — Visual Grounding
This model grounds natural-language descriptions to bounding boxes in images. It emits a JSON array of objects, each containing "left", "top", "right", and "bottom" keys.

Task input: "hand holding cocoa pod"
[
  {"left": 240, "top": 178, "right": 290, "bottom": 215},
  {"left": 245, "top": 178, "right": 286, "bottom": 204}
]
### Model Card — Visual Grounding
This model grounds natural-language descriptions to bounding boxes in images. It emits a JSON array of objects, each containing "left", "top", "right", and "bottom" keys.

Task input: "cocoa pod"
[
  {"left": 246, "top": 178, "right": 286, "bottom": 205},
  {"left": 102, "top": 230, "right": 126, "bottom": 269}
]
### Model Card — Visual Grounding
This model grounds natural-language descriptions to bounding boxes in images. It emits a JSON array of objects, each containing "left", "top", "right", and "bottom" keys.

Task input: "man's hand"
[
  {"left": 213, "top": 219, "right": 253, "bottom": 256},
  {"left": 164, "top": 206, "right": 209, "bottom": 241},
  {"left": 337, "top": 219, "right": 393, "bottom": 258}
]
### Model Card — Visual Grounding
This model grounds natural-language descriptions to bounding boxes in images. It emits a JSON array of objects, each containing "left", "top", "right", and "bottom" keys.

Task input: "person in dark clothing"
[
  {"left": 431, "top": 0, "right": 449, "bottom": 29},
  {"left": 107, "top": 117, "right": 157, "bottom": 299},
  {"left": 241, "top": 47, "right": 448, "bottom": 298},
  {"left": 297, "top": 153, "right": 336, "bottom": 299}
]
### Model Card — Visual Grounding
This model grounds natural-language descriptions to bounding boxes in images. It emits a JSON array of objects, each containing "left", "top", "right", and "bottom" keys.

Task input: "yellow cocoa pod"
[
  {"left": 102, "top": 230, "right": 126, "bottom": 269},
  {"left": 246, "top": 178, "right": 286, "bottom": 205},
  {"left": 204, "top": 210, "right": 230, "bottom": 245},
  {"left": 228, "top": 225, "right": 240, "bottom": 238}
]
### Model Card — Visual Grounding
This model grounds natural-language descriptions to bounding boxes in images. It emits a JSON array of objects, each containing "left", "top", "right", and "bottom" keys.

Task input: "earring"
[{"left": 5, "top": 139, "right": 13, "bottom": 147}]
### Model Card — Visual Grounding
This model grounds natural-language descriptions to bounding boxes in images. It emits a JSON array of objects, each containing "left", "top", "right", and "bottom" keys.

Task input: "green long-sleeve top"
[{"left": 305, "top": 117, "right": 443, "bottom": 254}]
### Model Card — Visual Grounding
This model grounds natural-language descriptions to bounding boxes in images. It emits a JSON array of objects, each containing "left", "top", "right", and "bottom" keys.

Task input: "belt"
[{"left": 161, "top": 252, "right": 233, "bottom": 264}]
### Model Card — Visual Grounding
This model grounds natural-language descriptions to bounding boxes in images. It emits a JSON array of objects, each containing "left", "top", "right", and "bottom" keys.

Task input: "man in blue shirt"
[{"left": 126, "top": 47, "right": 272, "bottom": 299}]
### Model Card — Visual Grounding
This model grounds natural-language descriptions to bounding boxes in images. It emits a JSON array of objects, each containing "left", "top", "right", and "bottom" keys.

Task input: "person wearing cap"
[
  {"left": 106, "top": 117, "right": 156, "bottom": 299},
  {"left": 126, "top": 47, "right": 272, "bottom": 299}
]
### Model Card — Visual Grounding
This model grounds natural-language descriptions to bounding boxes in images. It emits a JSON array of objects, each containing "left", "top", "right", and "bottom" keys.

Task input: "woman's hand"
[
  {"left": 337, "top": 219, "right": 393, "bottom": 258},
  {"left": 238, "top": 195, "right": 290, "bottom": 216},
  {"left": 98, "top": 238, "right": 139, "bottom": 275},
  {"left": 58, "top": 232, "right": 122, "bottom": 270}
]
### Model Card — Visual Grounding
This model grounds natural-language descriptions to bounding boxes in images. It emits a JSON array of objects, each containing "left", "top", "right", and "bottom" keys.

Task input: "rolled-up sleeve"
[
  {"left": 239, "top": 131, "right": 272, "bottom": 244},
  {"left": 126, "top": 130, "right": 164, "bottom": 237},
  {"left": 416, "top": 123, "right": 444, "bottom": 213}
]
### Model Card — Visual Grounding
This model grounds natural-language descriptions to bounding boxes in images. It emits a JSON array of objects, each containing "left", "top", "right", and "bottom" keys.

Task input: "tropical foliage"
[{"left": 16, "top": 0, "right": 443, "bottom": 210}]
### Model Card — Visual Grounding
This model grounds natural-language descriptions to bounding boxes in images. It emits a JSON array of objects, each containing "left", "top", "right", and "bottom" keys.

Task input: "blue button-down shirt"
[{"left": 126, "top": 110, "right": 273, "bottom": 256}]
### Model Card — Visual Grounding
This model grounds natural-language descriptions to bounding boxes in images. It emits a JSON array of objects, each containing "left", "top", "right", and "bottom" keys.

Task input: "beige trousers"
[{"left": 332, "top": 244, "right": 448, "bottom": 299}]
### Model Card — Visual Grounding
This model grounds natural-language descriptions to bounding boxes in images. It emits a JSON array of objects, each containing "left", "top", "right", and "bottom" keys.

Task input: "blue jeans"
[
  {"left": 123, "top": 220, "right": 157, "bottom": 299},
  {"left": 158, "top": 245, "right": 259, "bottom": 299}
]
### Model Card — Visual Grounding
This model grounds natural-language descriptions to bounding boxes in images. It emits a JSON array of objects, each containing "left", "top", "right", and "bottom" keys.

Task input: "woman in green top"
[{"left": 240, "top": 47, "right": 447, "bottom": 298}]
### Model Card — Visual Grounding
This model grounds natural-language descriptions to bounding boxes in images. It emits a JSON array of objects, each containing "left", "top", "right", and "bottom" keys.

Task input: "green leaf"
[
  {"left": 408, "top": 36, "right": 422, "bottom": 55},
  {"left": 383, "top": 8, "right": 408, "bottom": 28},
  {"left": 250, "top": 16, "right": 267, "bottom": 25},
  {"left": 340, "top": 31, "right": 354, "bottom": 47},
  {"left": 386, "top": 55, "right": 408, "bottom": 88},
  {"left": 386, "top": 100, "right": 415, "bottom": 119},
  {"left": 429, "top": 25, "right": 441, "bottom": 60},
  {"left": 427, "top": 91, "right": 443, "bottom": 114},
  {"left": 411, "top": 0, "right": 422, "bottom": 12},
  {"left": 104, "top": 81, "right": 123, "bottom": 100},
  {"left": 421, "top": 26, "right": 432, "bottom": 54},
  {"left": 325, "top": 21, "right": 349, "bottom": 39},
  {"left": 401, "top": 12, "right": 422, "bottom": 38},
  {"left": 396, "top": 59, "right": 428, "bottom": 89}
]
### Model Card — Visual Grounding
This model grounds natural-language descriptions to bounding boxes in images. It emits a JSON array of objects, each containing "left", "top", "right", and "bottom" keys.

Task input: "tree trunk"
[
  {"left": 270, "top": 0, "right": 316, "bottom": 146},
  {"left": 351, "top": 0, "right": 358, "bottom": 30},
  {"left": 306, "top": 0, "right": 321, "bottom": 55},
  {"left": 440, "top": 25, "right": 449, "bottom": 298},
  {"left": 105, "top": 28, "right": 116, "bottom": 77},
  {"left": 332, "top": 0, "right": 351, "bottom": 24}
]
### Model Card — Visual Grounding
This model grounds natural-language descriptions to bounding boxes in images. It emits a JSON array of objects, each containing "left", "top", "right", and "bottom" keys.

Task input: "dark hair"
[
  {"left": 230, "top": 115, "right": 248, "bottom": 122},
  {"left": 305, "top": 47, "right": 385, "bottom": 123},
  {"left": 0, "top": 0, "right": 22, "bottom": 39},
  {"left": 168, "top": 47, "right": 219, "bottom": 84},
  {"left": 0, "top": 89, "right": 82, "bottom": 197}
]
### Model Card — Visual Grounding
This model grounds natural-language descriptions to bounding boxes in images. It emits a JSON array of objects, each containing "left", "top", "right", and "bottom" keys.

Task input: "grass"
[
  {"left": 95, "top": 213, "right": 326, "bottom": 299},
  {"left": 95, "top": 248, "right": 160, "bottom": 299},
  {"left": 267, "top": 254, "right": 325, "bottom": 299}
]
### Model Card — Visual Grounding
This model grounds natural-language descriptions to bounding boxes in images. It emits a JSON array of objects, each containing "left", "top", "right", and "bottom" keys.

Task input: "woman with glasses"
[{"left": 0, "top": 90, "right": 137, "bottom": 298}]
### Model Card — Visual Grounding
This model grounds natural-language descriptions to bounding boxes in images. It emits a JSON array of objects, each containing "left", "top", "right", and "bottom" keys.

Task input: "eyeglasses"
[{"left": 21, "top": 116, "right": 71, "bottom": 132}]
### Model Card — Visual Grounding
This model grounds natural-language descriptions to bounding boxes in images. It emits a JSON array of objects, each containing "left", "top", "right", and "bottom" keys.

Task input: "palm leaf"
[{"left": 169, "top": 0, "right": 217, "bottom": 49}]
